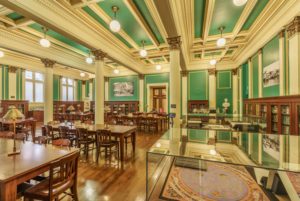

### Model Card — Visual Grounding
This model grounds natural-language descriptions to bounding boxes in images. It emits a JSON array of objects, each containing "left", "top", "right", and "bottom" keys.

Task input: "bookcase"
[
  {"left": 244, "top": 95, "right": 300, "bottom": 135},
  {"left": 0, "top": 100, "right": 29, "bottom": 118},
  {"left": 188, "top": 100, "right": 209, "bottom": 113},
  {"left": 53, "top": 101, "right": 84, "bottom": 114}
]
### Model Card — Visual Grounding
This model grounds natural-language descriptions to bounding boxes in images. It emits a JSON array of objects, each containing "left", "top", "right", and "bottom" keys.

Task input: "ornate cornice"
[
  {"left": 232, "top": 68, "right": 238, "bottom": 76},
  {"left": 167, "top": 36, "right": 181, "bottom": 50},
  {"left": 8, "top": 66, "right": 18, "bottom": 73},
  {"left": 139, "top": 74, "right": 145, "bottom": 80},
  {"left": 208, "top": 68, "right": 216, "bottom": 76},
  {"left": 41, "top": 58, "right": 56, "bottom": 68},
  {"left": 180, "top": 70, "right": 188, "bottom": 77},
  {"left": 92, "top": 49, "right": 107, "bottom": 61},
  {"left": 287, "top": 16, "right": 300, "bottom": 39},
  {"left": 279, "top": 29, "right": 285, "bottom": 38},
  {"left": 104, "top": 77, "right": 109, "bottom": 82},
  {"left": 258, "top": 48, "right": 262, "bottom": 55}
]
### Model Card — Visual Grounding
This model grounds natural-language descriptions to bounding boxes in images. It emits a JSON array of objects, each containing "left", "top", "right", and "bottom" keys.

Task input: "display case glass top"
[{"left": 148, "top": 128, "right": 300, "bottom": 173}]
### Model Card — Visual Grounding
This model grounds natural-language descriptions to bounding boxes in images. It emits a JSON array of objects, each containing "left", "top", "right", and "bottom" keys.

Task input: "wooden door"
[{"left": 152, "top": 87, "right": 166, "bottom": 112}]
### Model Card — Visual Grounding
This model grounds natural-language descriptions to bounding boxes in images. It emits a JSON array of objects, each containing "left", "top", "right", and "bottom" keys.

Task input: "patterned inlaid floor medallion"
[{"left": 160, "top": 161, "right": 270, "bottom": 201}]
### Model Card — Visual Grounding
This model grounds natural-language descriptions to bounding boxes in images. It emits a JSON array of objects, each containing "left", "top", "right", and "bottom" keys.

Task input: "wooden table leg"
[
  {"left": 31, "top": 121, "right": 36, "bottom": 141},
  {"left": 0, "top": 181, "right": 17, "bottom": 201},
  {"left": 120, "top": 135, "right": 125, "bottom": 161},
  {"left": 132, "top": 131, "right": 136, "bottom": 153}
]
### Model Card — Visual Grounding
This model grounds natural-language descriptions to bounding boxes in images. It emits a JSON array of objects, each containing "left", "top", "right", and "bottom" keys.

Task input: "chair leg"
[{"left": 71, "top": 184, "right": 79, "bottom": 201}]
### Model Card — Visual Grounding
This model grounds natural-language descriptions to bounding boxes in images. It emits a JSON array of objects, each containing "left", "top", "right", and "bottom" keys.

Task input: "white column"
[
  {"left": 208, "top": 69, "right": 216, "bottom": 109},
  {"left": 8, "top": 67, "right": 17, "bottom": 100},
  {"left": 239, "top": 68, "right": 243, "bottom": 115},
  {"left": 279, "top": 30, "right": 285, "bottom": 96},
  {"left": 248, "top": 59, "right": 253, "bottom": 98},
  {"left": 104, "top": 77, "right": 109, "bottom": 101},
  {"left": 258, "top": 49, "right": 263, "bottom": 98},
  {"left": 139, "top": 75, "right": 144, "bottom": 112},
  {"left": 232, "top": 69, "right": 238, "bottom": 115},
  {"left": 288, "top": 17, "right": 300, "bottom": 95},
  {"left": 41, "top": 59, "right": 55, "bottom": 124},
  {"left": 82, "top": 82, "right": 86, "bottom": 99},
  {"left": 92, "top": 50, "right": 106, "bottom": 124},
  {"left": 181, "top": 71, "right": 188, "bottom": 116},
  {"left": 167, "top": 36, "right": 181, "bottom": 128},
  {"left": 89, "top": 80, "right": 93, "bottom": 101}
]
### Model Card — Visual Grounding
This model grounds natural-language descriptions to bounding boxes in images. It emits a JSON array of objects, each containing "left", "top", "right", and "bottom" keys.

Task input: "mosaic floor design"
[{"left": 160, "top": 160, "right": 271, "bottom": 201}]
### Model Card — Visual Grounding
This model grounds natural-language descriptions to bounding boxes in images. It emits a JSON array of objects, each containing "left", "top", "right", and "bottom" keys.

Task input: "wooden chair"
[
  {"left": 52, "top": 139, "right": 71, "bottom": 147},
  {"left": 76, "top": 128, "right": 95, "bottom": 160},
  {"left": 23, "top": 151, "right": 80, "bottom": 201},
  {"left": 0, "top": 131, "right": 14, "bottom": 138},
  {"left": 95, "top": 130, "right": 119, "bottom": 162},
  {"left": 45, "top": 125, "right": 60, "bottom": 141},
  {"left": 33, "top": 136, "right": 48, "bottom": 144}
]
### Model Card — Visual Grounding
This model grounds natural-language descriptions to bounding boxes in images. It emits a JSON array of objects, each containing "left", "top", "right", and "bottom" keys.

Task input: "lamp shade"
[
  {"left": 233, "top": 0, "right": 247, "bottom": 6},
  {"left": 85, "top": 57, "right": 93, "bottom": 64},
  {"left": 67, "top": 105, "right": 75, "bottom": 111},
  {"left": 39, "top": 38, "right": 51, "bottom": 48},
  {"left": 113, "top": 68, "right": 120, "bottom": 74},
  {"left": 0, "top": 50, "right": 4, "bottom": 58},
  {"left": 3, "top": 106, "right": 25, "bottom": 120},
  {"left": 110, "top": 20, "right": 121, "bottom": 33},
  {"left": 139, "top": 49, "right": 147, "bottom": 57},
  {"left": 216, "top": 37, "right": 226, "bottom": 47},
  {"left": 156, "top": 64, "right": 162, "bottom": 70},
  {"left": 209, "top": 59, "right": 217, "bottom": 66}
]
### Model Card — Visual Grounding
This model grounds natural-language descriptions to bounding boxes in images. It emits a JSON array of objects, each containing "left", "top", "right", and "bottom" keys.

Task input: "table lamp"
[
  {"left": 3, "top": 106, "right": 25, "bottom": 156},
  {"left": 67, "top": 105, "right": 75, "bottom": 114}
]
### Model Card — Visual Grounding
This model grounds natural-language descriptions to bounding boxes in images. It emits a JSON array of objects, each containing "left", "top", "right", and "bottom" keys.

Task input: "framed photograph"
[
  {"left": 113, "top": 82, "right": 134, "bottom": 97},
  {"left": 263, "top": 61, "right": 280, "bottom": 87}
]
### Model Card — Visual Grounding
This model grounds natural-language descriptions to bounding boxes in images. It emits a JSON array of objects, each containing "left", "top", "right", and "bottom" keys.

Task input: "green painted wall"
[
  {"left": 1, "top": 65, "right": 9, "bottom": 100},
  {"left": 16, "top": 69, "right": 23, "bottom": 100},
  {"left": 188, "top": 71, "right": 208, "bottom": 100},
  {"left": 242, "top": 63, "right": 249, "bottom": 99},
  {"left": 53, "top": 75, "right": 60, "bottom": 101},
  {"left": 252, "top": 54, "right": 259, "bottom": 98},
  {"left": 144, "top": 73, "right": 169, "bottom": 112},
  {"left": 262, "top": 36, "right": 280, "bottom": 97},
  {"left": 92, "top": 79, "right": 95, "bottom": 101},
  {"left": 216, "top": 71, "right": 233, "bottom": 114},
  {"left": 109, "top": 76, "right": 139, "bottom": 101},
  {"left": 77, "top": 80, "right": 82, "bottom": 101},
  {"left": 85, "top": 80, "right": 90, "bottom": 98}
]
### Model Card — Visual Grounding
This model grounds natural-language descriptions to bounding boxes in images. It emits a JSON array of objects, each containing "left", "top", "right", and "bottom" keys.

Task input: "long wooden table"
[
  {"left": 51, "top": 123, "right": 137, "bottom": 161},
  {"left": 0, "top": 138, "right": 78, "bottom": 201}
]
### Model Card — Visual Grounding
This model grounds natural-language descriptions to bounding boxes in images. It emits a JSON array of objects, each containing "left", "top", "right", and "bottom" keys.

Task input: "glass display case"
[
  {"left": 146, "top": 128, "right": 300, "bottom": 201},
  {"left": 271, "top": 105, "right": 278, "bottom": 133}
]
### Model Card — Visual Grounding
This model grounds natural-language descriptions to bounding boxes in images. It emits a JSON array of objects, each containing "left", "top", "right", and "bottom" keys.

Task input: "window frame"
[
  {"left": 61, "top": 77, "right": 75, "bottom": 101},
  {"left": 25, "top": 71, "right": 44, "bottom": 103}
]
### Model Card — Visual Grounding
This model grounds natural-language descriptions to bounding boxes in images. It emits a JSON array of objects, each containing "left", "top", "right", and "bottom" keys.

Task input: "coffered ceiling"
[{"left": 0, "top": 0, "right": 296, "bottom": 75}]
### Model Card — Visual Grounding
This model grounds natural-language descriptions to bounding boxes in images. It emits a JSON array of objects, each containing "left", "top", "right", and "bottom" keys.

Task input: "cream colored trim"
[{"left": 202, "top": 0, "right": 215, "bottom": 43}]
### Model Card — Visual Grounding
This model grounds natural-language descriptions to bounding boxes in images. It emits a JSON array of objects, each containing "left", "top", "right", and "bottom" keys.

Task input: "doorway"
[{"left": 150, "top": 86, "right": 167, "bottom": 113}]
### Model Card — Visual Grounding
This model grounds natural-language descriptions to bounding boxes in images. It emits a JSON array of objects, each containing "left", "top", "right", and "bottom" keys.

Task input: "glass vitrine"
[{"left": 147, "top": 128, "right": 300, "bottom": 201}]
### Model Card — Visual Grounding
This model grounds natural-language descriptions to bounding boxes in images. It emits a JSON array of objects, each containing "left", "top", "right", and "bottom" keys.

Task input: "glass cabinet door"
[
  {"left": 271, "top": 105, "right": 278, "bottom": 133},
  {"left": 281, "top": 105, "right": 290, "bottom": 135}
]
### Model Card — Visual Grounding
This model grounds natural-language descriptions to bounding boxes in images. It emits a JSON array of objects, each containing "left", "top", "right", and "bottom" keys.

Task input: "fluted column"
[
  {"left": 181, "top": 71, "right": 188, "bottom": 116},
  {"left": 239, "top": 67, "right": 243, "bottom": 115},
  {"left": 287, "top": 16, "right": 300, "bottom": 94},
  {"left": 279, "top": 30, "right": 285, "bottom": 95},
  {"left": 167, "top": 36, "right": 181, "bottom": 128},
  {"left": 248, "top": 58, "right": 253, "bottom": 98},
  {"left": 208, "top": 69, "right": 216, "bottom": 109},
  {"left": 92, "top": 50, "right": 106, "bottom": 124},
  {"left": 139, "top": 74, "right": 144, "bottom": 112},
  {"left": 258, "top": 49, "right": 263, "bottom": 98},
  {"left": 41, "top": 58, "right": 56, "bottom": 124},
  {"left": 232, "top": 69, "right": 238, "bottom": 115},
  {"left": 104, "top": 77, "right": 109, "bottom": 101}
]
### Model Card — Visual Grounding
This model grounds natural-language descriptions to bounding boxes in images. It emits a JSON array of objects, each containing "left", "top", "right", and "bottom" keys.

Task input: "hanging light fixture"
[
  {"left": 233, "top": 0, "right": 247, "bottom": 6},
  {"left": 39, "top": 27, "right": 51, "bottom": 48},
  {"left": 113, "top": 67, "right": 120, "bottom": 74},
  {"left": 109, "top": 6, "right": 121, "bottom": 33},
  {"left": 156, "top": 64, "right": 162, "bottom": 71},
  {"left": 80, "top": 72, "right": 85, "bottom": 77},
  {"left": 139, "top": 40, "right": 147, "bottom": 58},
  {"left": 0, "top": 50, "right": 4, "bottom": 58},
  {"left": 216, "top": 26, "right": 226, "bottom": 47},
  {"left": 209, "top": 59, "right": 217, "bottom": 66}
]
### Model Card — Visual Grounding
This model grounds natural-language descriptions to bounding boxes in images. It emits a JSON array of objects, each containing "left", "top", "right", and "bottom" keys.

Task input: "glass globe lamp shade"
[
  {"left": 39, "top": 38, "right": 51, "bottom": 48},
  {"left": 0, "top": 50, "right": 4, "bottom": 58},
  {"left": 139, "top": 49, "right": 147, "bottom": 57},
  {"left": 209, "top": 59, "right": 217, "bottom": 66},
  {"left": 80, "top": 72, "right": 85, "bottom": 77},
  {"left": 85, "top": 57, "right": 93, "bottom": 64},
  {"left": 233, "top": 0, "right": 247, "bottom": 6},
  {"left": 110, "top": 20, "right": 121, "bottom": 33},
  {"left": 216, "top": 37, "right": 226, "bottom": 47},
  {"left": 209, "top": 149, "right": 217, "bottom": 156},
  {"left": 156, "top": 64, "right": 162, "bottom": 71},
  {"left": 113, "top": 69, "right": 120, "bottom": 74}
]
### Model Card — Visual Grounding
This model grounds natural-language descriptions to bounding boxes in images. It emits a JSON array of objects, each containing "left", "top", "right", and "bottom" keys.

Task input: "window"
[
  {"left": 25, "top": 71, "right": 44, "bottom": 103},
  {"left": 62, "top": 77, "right": 75, "bottom": 101}
]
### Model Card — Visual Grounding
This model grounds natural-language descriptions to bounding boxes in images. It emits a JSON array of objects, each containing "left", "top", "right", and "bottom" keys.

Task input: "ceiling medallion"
[{"left": 110, "top": 6, "right": 121, "bottom": 33}]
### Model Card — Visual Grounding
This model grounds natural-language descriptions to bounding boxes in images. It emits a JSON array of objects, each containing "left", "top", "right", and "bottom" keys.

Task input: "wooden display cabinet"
[
  {"left": 188, "top": 100, "right": 209, "bottom": 113},
  {"left": 53, "top": 101, "right": 84, "bottom": 114},
  {"left": 104, "top": 101, "right": 139, "bottom": 115},
  {"left": 0, "top": 100, "right": 29, "bottom": 118},
  {"left": 244, "top": 95, "right": 300, "bottom": 135}
]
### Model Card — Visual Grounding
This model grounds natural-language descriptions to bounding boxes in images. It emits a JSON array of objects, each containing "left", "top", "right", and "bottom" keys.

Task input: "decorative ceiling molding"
[{"left": 202, "top": 0, "right": 215, "bottom": 43}]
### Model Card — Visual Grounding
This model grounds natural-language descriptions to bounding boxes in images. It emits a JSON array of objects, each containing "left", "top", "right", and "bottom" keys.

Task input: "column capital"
[
  {"left": 89, "top": 78, "right": 94, "bottom": 83},
  {"left": 258, "top": 48, "right": 262, "bottom": 55},
  {"left": 8, "top": 66, "right": 18, "bottom": 73},
  {"left": 208, "top": 68, "right": 216, "bottom": 76},
  {"left": 279, "top": 29, "right": 285, "bottom": 38},
  {"left": 41, "top": 58, "right": 56, "bottom": 68},
  {"left": 232, "top": 68, "right": 238, "bottom": 76},
  {"left": 104, "top": 77, "right": 109, "bottom": 82},
  {"left": 167, "top": 36, "right": 181, "bottom": 50},
  {"left": 248, "top": 58, "right": 252, "bottom": 63},
  {"left": 181, "top": 70, "right": 188, "bottom": 77},
  {"left": 92, "top": 49, "right": 107, "bottom": 61},
  {"left": 82, "top": 80, "right": 86, "bottom": 85},
  {"left": 139, "top": 74, "right": 145, "bottom": 80},
  {"left": 287, "top": 16, "right": 300, "bottom": 39}
]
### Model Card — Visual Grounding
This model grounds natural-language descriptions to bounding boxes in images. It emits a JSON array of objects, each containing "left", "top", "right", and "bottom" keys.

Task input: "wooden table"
[
  {"left": 0, "top": 118, "right": 37, "bottom": 140},
  {"left": 0, "top": 138, "right": 78, "bottom": 201},
  {"left": 51, "top": 123, "right": 137, "bottom": 161}
]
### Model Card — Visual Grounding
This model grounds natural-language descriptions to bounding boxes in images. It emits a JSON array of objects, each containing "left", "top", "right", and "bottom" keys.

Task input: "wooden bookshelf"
[
  {"left": 244, "top": 95, "right": 300, "bottom": 135},
  {"left": 188, "top": 100, "right": 209, "bottom": 113},
  {"left": 53, "top": 101, "right": 84, "bottom": 114}
]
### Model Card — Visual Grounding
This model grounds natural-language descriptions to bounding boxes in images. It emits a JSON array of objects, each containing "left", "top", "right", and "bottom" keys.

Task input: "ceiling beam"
[{"left": 202, "top": 0, "right": 215, "bottom": 43}]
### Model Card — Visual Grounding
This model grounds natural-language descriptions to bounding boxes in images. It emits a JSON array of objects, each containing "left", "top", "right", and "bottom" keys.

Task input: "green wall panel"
[
  {"left": 1, "top": 65, "right": 9, "bottom": 100},
  {"left": 242, "top": 63, "right": 249, "bottom": 99},
  {"left": 53, "top": 75, "right": 60, "bottom": 101},
  {"left": 188, "top": 71, "right": 208, "bottom": 100},
  {"left": 92, "top": 79, "right": 95, "bottom": 101},
  {"left": 77, "top": 80, "right": 82, "bottom": 101},
  {"left": 194, "top": 0, "right": 206, "bottom": 38},
  {"left": 109, "top": 76, "right": 139, "bottom": 101},
  {"left": 216, "top": 71, "right": 233, "bottom": 114},
  {"left": 85, "top": 80, "right": 90, "bottom": 98},
  {"left": 252, "top": 54, "right": 259, "bottom": 98},
  {"left": 144, "top": 73, "right": 169, "bottom": 112},
  {"left": 16, "top": 69, "right": 23, "bottom": 100},
  {"left": 262, "top": 36, "right": 279, "bottom": 97},
  {"left": 242, "top": 0, "right": 269, "bottom": 30},
  {"left": 188, "top": 129, "right": 208, "bottom": 143}
]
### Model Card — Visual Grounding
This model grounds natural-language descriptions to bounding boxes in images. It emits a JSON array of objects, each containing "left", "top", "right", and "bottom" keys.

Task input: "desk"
[
  {"left": 0, "top": 139, "right": 78, "bottom": 201},
  {"left": 51, "top": 123, "right": 137, "bottom": 161},
  {"left": 0, "top": 118, "right": 37, "bottom": 140}
]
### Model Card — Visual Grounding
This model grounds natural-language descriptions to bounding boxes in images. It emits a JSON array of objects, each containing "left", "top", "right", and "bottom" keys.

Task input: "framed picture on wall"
[
  {"left": 263, "top": 61, "right": 280, "bottom": 87},
  {"left": 113, "top": 82, "right": 134, "bottom": 97}
]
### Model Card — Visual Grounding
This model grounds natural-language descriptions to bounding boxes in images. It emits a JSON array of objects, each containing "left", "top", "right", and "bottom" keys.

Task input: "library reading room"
[{"left": 0, "top": 0, "right": 300, "bottom": 200}]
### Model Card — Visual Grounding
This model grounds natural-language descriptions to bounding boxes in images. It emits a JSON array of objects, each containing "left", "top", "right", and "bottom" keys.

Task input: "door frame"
[{"left": 146, "top": 83, "right": 168, "bottom": 113}]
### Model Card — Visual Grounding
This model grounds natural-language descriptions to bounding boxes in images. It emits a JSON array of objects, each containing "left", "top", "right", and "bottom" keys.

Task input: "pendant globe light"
[
  {"left": 233, "top": 0, "right": 247, "bottom": 6},
  {"left": 216, "top": 26, "right": 226, "bottom": 47},
  {"left": 85, "top": 52, "right": 93, "bottom": 64},
  {"left": 0, "top": 50, "right": 4, "bottom": 58},
  {"left": 80, "top": 72, "right": 85, "bottom": 77},
  {"left": 156, "top": 64, "right": 162, "bottom": 71},
  {"left": 139, "top": 40, "right": 147, "bottom": 58},
  {"left": 113, "top": 67, "right": 120, "bottom": 74},
  {"left": 109, "top": 6, "right": 121, "bottom": 33},
  {"left": 39, "top": 27, "right": 51, "bottom": 48},
  {"left": 209, "top": 59, "right": 217, "bottom": 66}
]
